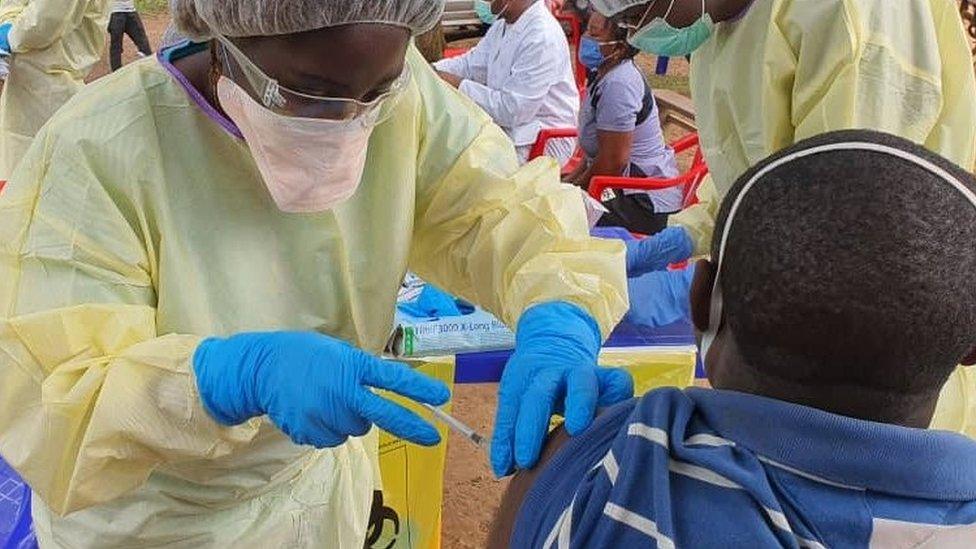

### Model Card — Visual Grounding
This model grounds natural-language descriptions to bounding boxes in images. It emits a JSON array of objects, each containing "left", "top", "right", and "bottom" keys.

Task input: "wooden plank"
[{"left": 654, "top": 89, "right": 697, "bottom": 132}]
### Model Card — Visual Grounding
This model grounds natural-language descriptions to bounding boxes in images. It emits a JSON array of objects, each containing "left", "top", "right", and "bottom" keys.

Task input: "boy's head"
[{"left": 690, "top": 130, "right": 976, "bottom": 427}]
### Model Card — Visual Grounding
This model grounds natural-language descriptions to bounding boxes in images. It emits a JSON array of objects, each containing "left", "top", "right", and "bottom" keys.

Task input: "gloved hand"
[
  {"left": 397, "top": 282, "right": 466, "bottom": 319},
  {"left": 194, "top": 331, "right": 451, "bottom": 448},
  {"left": 491, "top": 302, "right": 634, "bottom": 477},
  {"left": 625, "top": 265, "right": 696, "bottom": 328},
  {"left": 625, "top": 226, "right": 694, "bottom": 277},
  {"left": 0, "top": 23, "right": 12, "bottom": 55}
]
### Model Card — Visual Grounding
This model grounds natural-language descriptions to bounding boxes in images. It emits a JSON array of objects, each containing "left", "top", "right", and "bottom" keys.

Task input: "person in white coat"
[{"left": 435, "top": 0, "right": 579, "bottom": 164}]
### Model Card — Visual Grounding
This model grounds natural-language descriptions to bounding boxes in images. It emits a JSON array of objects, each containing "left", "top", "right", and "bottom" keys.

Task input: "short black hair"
[
  {"left": 608, "top": 13, "right": 641, "bottom": 59},
  {"left": 713, "top": 130, "right": 976, "bottom": 395}
]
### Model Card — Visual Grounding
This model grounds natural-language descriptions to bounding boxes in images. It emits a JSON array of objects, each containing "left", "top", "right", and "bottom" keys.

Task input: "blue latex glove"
[
  {"left": 194, "top": 331, "right": 451, "bottom": 448},
  {"left": 625, "top": 226, "right": 694, "bottom": 278},
  {"left": 491, "top": 302, "right": 635, "bottom": 476},
  {"left": 397, "top": 283, "right": 465, "bottom": 319},
  {"left": 625, "top": 265, "right": 696, "bottom": 328},
  {"left": 0, "top": 23, "right": 11, "bottom": 54}
]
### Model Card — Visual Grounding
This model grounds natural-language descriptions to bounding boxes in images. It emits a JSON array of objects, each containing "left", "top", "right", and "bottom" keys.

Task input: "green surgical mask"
[
  {"left": 474, "top": 0, "right": 509, "bottom": 25},
  {"left": 627, "top": 0, "right": 715, "bottom": 57}
]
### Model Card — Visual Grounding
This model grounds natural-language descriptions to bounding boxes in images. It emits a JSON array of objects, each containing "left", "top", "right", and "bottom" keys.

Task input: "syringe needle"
[{"left": 422, "top": 403, "right": 489, "bottom": 452}]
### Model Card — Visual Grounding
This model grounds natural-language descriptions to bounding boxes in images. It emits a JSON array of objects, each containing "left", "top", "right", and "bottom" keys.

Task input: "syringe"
[{"left": 422, "top": 403, "right": 489, "bottom": 452}]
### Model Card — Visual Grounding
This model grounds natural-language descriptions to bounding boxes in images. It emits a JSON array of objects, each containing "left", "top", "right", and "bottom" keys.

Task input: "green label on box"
[{"left": 403, "top": 327, "right": 415, "bottom": 356}]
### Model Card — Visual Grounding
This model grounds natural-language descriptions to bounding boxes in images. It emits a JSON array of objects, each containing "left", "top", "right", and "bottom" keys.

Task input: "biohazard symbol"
[{"left": 365, "top": 490, "right": 400, "bottom": 549}]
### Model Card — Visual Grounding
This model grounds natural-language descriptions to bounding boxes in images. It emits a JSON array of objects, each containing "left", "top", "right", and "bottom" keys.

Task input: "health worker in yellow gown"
[{"left": 0, "top": 0, "right": 633, "bottom": 546}]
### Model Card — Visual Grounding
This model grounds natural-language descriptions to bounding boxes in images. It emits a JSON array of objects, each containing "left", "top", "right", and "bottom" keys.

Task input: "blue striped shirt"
[{"left": 512, "top": 388, "right": 976, "bottom": 548}]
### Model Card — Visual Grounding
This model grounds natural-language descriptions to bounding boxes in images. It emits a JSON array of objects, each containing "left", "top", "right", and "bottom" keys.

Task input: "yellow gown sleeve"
[
  {"left": 667, "top": 174, "right": 721, "bottom": 257},
  {"left": 406, "top": 52, "right": 628, "bottom": 338},
  {"left": 925, "top": 1, "right": 976, "bottom": 172},
  {"left": 0, "top": 128, "right": 259, "bottom": 516},
  {"left": 672, "top": 0, "right": 976, "bottom": 255},
  {"left": 4, "top": 0, "right": 97, "bottom": 52},
  {"left": 785, "top": 0, "right": 976, "bottom": 170}
]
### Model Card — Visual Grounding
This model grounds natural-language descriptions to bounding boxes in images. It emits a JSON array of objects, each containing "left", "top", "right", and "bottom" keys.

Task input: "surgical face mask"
[
  {"left": 700, "top": 140, "right": 976, "bottom": 364},
  {"left": 578, "top": 36, "right": 605, "bottom": 70},
  {"left": 578, "top": 36, "right": 621, "bottom": 70},
  {"left": 474, "top": 0, "right": 509, "bottom": 25},
  {"left": 217, "top": 76, "right": 379, "bottom": 213},
  {"left": 627, "top": 0, "right": 715, "bottom": 57}
]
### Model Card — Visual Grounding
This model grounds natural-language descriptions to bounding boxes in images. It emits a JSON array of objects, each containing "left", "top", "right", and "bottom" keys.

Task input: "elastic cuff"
[{"left": 192, "top": 337, "right": 255, "bottom": 426}]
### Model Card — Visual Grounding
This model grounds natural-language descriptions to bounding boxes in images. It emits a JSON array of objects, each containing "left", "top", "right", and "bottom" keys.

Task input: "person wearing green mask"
[
  {"left": 594, "top": 0, "right": 976, "bottom": 255},
  {"left": 596, "top": 0, "right": 976, "bottom": 441}
]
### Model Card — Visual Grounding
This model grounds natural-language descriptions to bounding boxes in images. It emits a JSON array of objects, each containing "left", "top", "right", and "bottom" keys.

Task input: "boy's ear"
[
  {"left": 690, "top": 259, "right": 716, "bottom": 333},
  {"left": 961, "top": 347, "right": 976, "bottom": 366}
]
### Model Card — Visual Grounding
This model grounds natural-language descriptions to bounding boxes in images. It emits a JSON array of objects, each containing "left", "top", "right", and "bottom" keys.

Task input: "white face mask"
[
  {"left": 217, "top": 76, "right": 379, "bottom": 213},
  {"left": 700, "top": 141, "right": 976, "bottom": 364}
]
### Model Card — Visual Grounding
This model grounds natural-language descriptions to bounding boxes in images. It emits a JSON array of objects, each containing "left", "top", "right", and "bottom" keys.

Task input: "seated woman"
[{"left": 565, "top": 10, "right": 681, "bottom": 235}]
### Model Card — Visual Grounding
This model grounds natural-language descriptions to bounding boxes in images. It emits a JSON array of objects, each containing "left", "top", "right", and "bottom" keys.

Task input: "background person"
[
  {"left": 435, "top": 0, "right": 580, "bottom": 164},
  {"left": 492, "top": 131, "right": 976, "bottom": 548},
  {"left": 0, "top": 0, "right": 632, "bottom": 546},
  {"left": 597, "top": 0, "right": 976, "bottom": 258},
  {"left": 565, "top": 9, "right": 680, "bottom": 235},
  {"left": 108, "top": 0, "right": 153, "bottom": 72},
  {"left": 604, "top": 0, "right": 976, "bottom": 434},
  {"left": 0, "top": 0, "right": 111, "bottom": 180}
]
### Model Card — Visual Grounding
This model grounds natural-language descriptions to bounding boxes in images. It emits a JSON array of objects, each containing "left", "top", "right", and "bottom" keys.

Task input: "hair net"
[
  {"left": 589, "top": 0, "right": 651, "bottom": 16},
  {"left": 161, "top": 22, "right": 188, "bottom": 48},
  {"left": 170, "top": 0, "right": 446, "bottom": 40}
]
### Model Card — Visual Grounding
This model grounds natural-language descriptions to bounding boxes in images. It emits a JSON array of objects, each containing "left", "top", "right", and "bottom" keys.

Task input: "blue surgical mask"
[
  {"left": 627, "top": 0, "right": 715, "bottom": 57},
  {"left": 578, "top": 36, "right": 605, "bottom": 70},
  {"left": 474, "top": 0, "right": 508, "bottom": 26}
]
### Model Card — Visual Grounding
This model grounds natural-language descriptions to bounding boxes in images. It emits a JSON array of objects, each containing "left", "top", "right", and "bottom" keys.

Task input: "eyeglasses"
[{"left": 216, "top": 35, "right": 411, "bottom": 121}]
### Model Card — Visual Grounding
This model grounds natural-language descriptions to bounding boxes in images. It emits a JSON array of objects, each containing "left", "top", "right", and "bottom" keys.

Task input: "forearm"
[
  {"left": 432, "top": 54, "right": 472, "bottom": 81},
  {"left": 565, "top": 162, "right": 592, "bottom": 188},
  {"left": 7, "top": 0, "right": 85, "bottom": 52},
  {"left": 411, "top": 123, "right": 628, "bottom": 337},
  {"left": 588, "top": 153, "right": 628, "bottom": 179},
  {"left": 458, "top": 80, "right": 546, "bottom": 129},
  {"left": 0, "top": 306, "right": 258, "bottom": 515}
]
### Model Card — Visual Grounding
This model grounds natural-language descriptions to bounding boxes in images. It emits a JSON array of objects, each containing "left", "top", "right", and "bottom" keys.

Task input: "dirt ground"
[
  {"left": 82, "top": 14, "right": 682, "bottom": 549},
  {"left": 441, "top": 385, "right": 509, "bottom": 548},
  {"left": 88, "top": 12, "right": 170, "bottom": 81}
]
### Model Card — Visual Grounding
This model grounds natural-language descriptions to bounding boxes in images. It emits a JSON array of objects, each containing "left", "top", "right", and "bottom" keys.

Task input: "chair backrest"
[
  {"left": 586, "top": 132, "right": 710, "bottom": 210},
  {"left": 549, "top": 4, "right": 588, "bottom": 96}
]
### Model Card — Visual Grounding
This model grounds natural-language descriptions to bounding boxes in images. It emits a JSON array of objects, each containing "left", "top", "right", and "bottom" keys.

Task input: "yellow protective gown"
[
  {"left": 664, "top": 0, "right": 976, "bottom": 438},
  {"left": 0, "top": 0, "right": 110, "bottom": 179},
  {"left": 672, "top": 0, "right": 976, "bottom": 254},
  {"left": 0, "top": 45, "right": 628, "bottom": 547}
]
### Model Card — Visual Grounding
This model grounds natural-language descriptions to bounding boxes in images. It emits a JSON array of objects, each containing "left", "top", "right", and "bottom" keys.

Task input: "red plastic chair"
[
  {"left": 588, "top": 133, "right": 708, "bottom": 211},
  {"left": 527, "top": 127, "right": 583, "bottom": 176},
  {"left": 550, "top": 8, "right": 587, "bottom": 95},
  {"left": 442, "top": 47, "right": 469, "bottom": 59},
  {"left": 0, "top": 180, "right": 5, "bottom": 194}
]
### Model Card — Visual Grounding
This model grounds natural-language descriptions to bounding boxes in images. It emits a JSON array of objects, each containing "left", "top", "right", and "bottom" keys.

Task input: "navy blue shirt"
[{"left": 513, "top": 388, "right": 976, "bottom": 548}]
